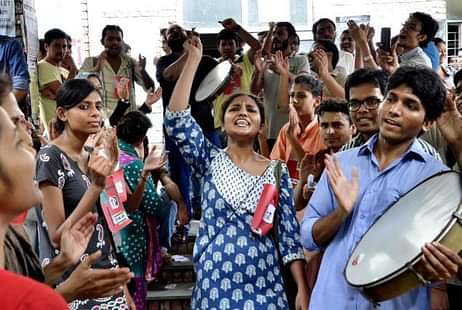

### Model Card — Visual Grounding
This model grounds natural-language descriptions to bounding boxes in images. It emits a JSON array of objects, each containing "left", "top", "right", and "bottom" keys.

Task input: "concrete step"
[
  {"left": 147, "top": 282, "right": 194, "bottom": 301},
  {"left": 147, "top": 299, "right": 191, "bottom": 310},
  {"left": 169, "top": 238, "right": 195, "bottom": 256},
  {"left": 162, "top": 255, "right": 194, "bottom": 271},
  {"left": 153, "top": 255, "right": 195, "bottom": 286}
]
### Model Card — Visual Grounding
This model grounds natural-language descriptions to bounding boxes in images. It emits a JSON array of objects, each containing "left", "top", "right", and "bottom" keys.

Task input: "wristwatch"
[{"left": 307, "top": 174, "right": 317, "bottom": 191}]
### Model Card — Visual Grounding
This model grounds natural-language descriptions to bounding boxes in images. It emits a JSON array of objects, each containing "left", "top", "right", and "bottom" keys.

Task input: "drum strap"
[
  {"left": 407, "top": 263, "right": 431, "bottom": 286},
  {"left": 452, "top": 204, "right": 462, "bottom": 223}
]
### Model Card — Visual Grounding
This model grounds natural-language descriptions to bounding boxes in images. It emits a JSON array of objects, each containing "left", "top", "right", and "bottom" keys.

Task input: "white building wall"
[{"left": 312, "top": 0, "right": 447, "bottom": 42}]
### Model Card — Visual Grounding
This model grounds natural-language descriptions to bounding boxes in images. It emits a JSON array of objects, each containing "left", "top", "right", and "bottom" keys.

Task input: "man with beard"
[
  {"left": 251, "top": 21, "right": 309, "bottom": 150},
  {"left": 156, "top": 24, "right": 219, "bottom": 216},
  {"left": 38, "top": 28, "right": 70, "bottom": 131},
  {"left": 80, "top": 25, "right": 154, "bottom": 116}
]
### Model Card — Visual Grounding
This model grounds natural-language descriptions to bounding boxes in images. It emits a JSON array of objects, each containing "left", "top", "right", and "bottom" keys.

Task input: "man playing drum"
[{"left": 301, "top": 66, "right": 462, "bottom": 309}]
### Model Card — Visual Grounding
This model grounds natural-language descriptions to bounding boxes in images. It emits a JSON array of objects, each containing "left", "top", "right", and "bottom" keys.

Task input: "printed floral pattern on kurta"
[{"left": 165, "top": 108, "right": 304, "bottom": 309}]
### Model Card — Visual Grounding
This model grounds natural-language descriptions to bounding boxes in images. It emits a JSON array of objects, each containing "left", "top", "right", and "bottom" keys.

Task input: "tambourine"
[{"left": 195, "top": 60, "right": 232, "bottom": 102}]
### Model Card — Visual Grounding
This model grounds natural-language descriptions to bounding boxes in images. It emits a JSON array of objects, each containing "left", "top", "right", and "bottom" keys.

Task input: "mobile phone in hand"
[{"left": 381, "top": 27, "right": 391, "bottom": 52}]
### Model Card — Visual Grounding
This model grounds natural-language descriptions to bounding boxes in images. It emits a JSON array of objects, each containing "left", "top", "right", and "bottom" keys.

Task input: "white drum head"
[
  {"left": 345, "top": 171, "right": 462, "bottom": 287},
  {"left": 195, "top": 61, "right": 232, "bottom": 102}
]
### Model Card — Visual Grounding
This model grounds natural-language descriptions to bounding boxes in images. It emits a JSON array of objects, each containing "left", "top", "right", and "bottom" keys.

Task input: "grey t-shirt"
[
  {"left": 399, "top": 47, "right": 432, "bottom": 68},
  {"left": 263, "top": 54, "right": 310, "bottom": 139}
]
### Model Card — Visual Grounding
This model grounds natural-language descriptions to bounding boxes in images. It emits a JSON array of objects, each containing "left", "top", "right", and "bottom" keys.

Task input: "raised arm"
[
  {"left": 161, "top": 53, "right": 188, "bottom": 82},
  {"left": 250, "top": 50, "right": 265, "bottom": 95},
  {"left": 347, "top": 21, "right": 379, "bottom": 70},
  {"left": 311, "top": 49, "right": 345, "bottom": 98},
  {"left": 261, "top": 22, "right": 275, "bottom": 57},
  {"left": 437, "top": 94, "right": 462, "bottom": 167},
  {"left": 134, "top": 54, "right": 155, "bottom": 90},
  {"left": 168, "top": 37, "right": 203, "bottom": 112},
  {"left": 220, "top": 18, "right": 261, "bottom": 62},
  {"left": 274, "top": 51, "right": 290, "bottom": 111}
]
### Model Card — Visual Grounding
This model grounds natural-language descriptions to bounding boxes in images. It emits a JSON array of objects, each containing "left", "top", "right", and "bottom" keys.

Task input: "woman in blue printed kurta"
[
  {"left": 165, "top": 37, "right": 308, "bottom": 309},
  {"left": 116, "top": 111, "right": 168, "bottom": 310}
]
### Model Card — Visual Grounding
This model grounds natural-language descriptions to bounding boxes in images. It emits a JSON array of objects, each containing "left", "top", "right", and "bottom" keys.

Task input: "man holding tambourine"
[{"left": 301, "top": 66, "right": 462, "bottom": 309}]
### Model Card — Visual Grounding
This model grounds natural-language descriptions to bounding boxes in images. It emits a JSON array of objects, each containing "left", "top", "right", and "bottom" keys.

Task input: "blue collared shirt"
[
  {"left": 422, "top": 41, "right": 440, "bottom": 71},
  {"left": 301, "top": 134, "right": 448, "bottom": 310},
  {"left": 0, "top": 36, "right": 29, "bottom": 90}
]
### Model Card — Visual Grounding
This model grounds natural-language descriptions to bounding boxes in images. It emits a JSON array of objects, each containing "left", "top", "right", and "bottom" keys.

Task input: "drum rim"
[
  {"left": 195, "top": 61, "right": 232, "bottom": 102},
  {"left": 344, "top": 170, "right": 462, "bottom": 288}
]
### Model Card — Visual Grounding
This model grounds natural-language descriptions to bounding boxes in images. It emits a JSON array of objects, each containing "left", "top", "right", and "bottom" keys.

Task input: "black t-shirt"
[
  {"left": 35, "top": 144, "right": 126, "bottom": 308},
  {"left": 156, "top": 53, "right": 218, "bottom": 133}
]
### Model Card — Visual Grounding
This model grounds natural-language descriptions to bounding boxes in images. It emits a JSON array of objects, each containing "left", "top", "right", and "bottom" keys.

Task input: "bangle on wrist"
[{"left": 363, "top": 54, "right": 372, "bottom": 62}]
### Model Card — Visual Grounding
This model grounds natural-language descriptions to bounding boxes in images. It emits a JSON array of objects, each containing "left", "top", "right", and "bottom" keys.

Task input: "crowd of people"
[{"left": 0, "top": 9, "right": 462, "bottom": 310}]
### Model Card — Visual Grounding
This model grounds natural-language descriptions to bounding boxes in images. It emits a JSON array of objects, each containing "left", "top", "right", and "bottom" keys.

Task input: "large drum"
[{"left": 345, "top": 171, "right": 462, "bottom": 302}]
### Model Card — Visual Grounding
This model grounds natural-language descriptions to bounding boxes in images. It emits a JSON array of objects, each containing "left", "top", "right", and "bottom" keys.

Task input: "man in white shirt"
[{"left": 312, "top": 18, "right": 354, "bottom": 75}]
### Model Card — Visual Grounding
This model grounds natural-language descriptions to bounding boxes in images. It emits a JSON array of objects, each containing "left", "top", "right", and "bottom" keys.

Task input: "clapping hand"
[
  {"left": 57, "top": 250, "right": 134, "bottom": 301},
  {"left": 347, "top": 20, "right": 369, "bottom": 45},
  {"left": 145, "top": 87, "right": 163, "bottom": 107},
  {"left": 436, "top": 93, "right": 462, "bottom": 146},
  {"left": 88, "top": 128, "right": 119, "bottom": 188},
  {"left": 143, "top": 146, "right": 167, "bottom": 174},
  {"left": 115, "top": 77, "right": 130, "bottom": 101},
  {"left": 325, "top": 154, "right": 359, "bottom": 216},
  {"left": 253, "top": 49, "right": 265, "bottom": 73},
  {"left": 59, "top": 212, "right": 97, "bottom": 264},
  {"left": 286, "top": 104, "right": 301, "bottom": 139},
  {"left": 138, "top": 54, "right": 147, "bottom": 71},
  {"left": 219, "top": 18, "right": 239, "bottom": 31},
  {"left": 299, "top": 152, "right": 325, "bottom": 183},
  {"left": 273, "top": 51, "right": 289, "bottom": 75},
  {"left": 310, "top": 49, "right": 329, "bottom": 76}
]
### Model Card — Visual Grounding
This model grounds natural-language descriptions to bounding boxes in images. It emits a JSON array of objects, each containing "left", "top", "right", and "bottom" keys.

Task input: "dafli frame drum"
[
  {"left": 195, "top": 61, "right": 232, "bottom": 102},
  {"left": 344, "top": 171, "right": 462, "bottom": 302}
]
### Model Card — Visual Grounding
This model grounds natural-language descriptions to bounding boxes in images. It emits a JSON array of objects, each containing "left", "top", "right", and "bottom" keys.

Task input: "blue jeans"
[{"left": 156, "top": 187, "right": 178, "bottom": 249}]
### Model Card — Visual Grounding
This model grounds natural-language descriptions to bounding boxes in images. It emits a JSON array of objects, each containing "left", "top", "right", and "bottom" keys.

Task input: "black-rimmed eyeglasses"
[{"left": 349, "top": 97, "right": 382, "bottom": 112}]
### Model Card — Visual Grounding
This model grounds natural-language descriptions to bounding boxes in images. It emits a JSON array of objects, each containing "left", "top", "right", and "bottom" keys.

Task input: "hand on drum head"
[
  {"left": 325, "top": 154, "right": 359, "bottom": 217},
  {"left": 421, "top": 242, "right": 462, "bottom": 282}
]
